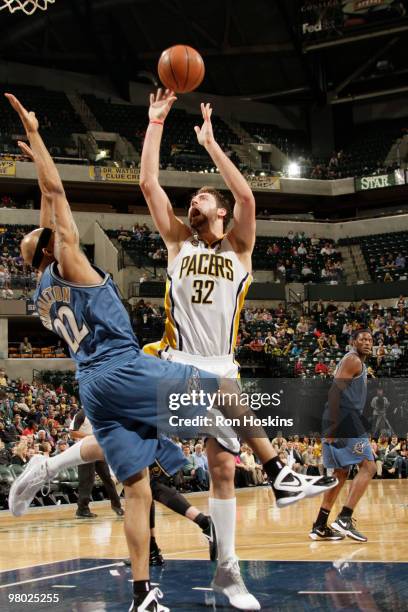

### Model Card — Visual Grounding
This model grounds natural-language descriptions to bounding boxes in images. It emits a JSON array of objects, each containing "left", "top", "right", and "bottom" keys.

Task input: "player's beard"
[{"left": 189, "top": 211, "right": 208, "bottom": 231}]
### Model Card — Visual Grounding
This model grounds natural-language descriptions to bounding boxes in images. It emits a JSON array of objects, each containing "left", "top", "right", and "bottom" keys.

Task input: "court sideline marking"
[{"left": 0, "top": 562, "right": 124, "bottom": 589}]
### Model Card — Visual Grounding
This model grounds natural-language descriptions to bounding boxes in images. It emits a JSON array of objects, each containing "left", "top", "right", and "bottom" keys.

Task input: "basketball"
[{"left": 158, "top": 45, "right": 205, "bottom": 93}]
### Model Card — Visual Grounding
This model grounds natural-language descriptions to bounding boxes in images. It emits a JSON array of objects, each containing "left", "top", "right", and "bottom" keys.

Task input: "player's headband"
[{"left": 31, "top": 228, "right": 53, "bottom": 269}]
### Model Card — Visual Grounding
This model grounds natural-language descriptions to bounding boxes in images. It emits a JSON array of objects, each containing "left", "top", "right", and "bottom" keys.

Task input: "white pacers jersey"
[{"left": 144, "top": 235, "right": 251, "bottom": 358}]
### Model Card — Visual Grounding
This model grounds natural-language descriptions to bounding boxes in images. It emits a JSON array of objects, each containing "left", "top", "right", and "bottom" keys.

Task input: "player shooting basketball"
[{"left": 139, "top": 88, "right": 339, "bottom": 610}]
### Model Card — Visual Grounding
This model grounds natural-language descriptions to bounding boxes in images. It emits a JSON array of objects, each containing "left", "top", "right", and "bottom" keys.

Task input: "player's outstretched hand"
[
  {"left": 148, "top": 88, "right": 177, "bottom": 123},
  {"left": 194, "top": 103, "right": 215, "bottom": 148},
  {"left": 4, "top": 93, "right": 39, "bottom": 134},
  {"left": 17, "top": 141, "right": 35, "bottom": 161}
]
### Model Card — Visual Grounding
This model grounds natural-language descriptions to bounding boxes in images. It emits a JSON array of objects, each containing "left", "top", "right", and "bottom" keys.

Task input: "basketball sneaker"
[
  {"left": 149, "top": 547, "right": 164, "bottom": 566},
  {"left": 331, "top": 515, "right": 368, "bottom": 542},
  {"left": 211, "top": 558, "right": 260, "bottom": 610},
  {"left": 309, "top": 524, "right": 345, "bottom": 541},
  {"left": 272, "top": 466, "right": 338, "bottom": 508},
  {"left": 129, "top": 587, "right": 169, "bottom": 612},
  {"left": 8, "top": 454, "right": 51, "bottom": 516},
  {"left": 201, "top": 516, "right": 217, "bottom": 561}
]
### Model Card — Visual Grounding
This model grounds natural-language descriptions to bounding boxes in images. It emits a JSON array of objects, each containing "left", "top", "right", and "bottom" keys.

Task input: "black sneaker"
[
  {"left": 272, "top": 466, "right": 338, "bottom": 508},
  {"left": 150, "top": 547, "right": 164, "bottom": 566},
  {"left": 123, "top": 548, "right": 164, "bottom": 567},
  {"left": 331, "top": 515, "right": 367, "bottom": 542},
  {"left": 309, "top": 524, "right": 345, "bottom": 541},
  {"left": 201, "top": 516, "right": 217, "bottom": 561},
  {"left": 112, "top": 505, "right": 124, "bottom": 516},
  {"left": 76, "top": 508, "right": 97, "bottom": 518},
  {"left": 129, "top": 587, "right": 169, "bottom": 611}
]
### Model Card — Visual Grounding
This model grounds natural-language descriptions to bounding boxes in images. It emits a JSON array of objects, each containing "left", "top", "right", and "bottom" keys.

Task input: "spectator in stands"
[
  {"left": 301, "top": 263, "right": 314, "bottom": 281},
  {"left": 249, "top": 331, "right": 265, "bottom": 352},
  {"left": 389, "top": 441, "right": 407, "bottom": 478},
  {"left": 0, "top": 438, "right": 10, "bottom": 465},
  {"left": 0, "top": 369, "right": 8, "bottom": 387},
  {"left": 240, "top": 444, "right": 263, "bottom": 485},
  {"left": 395, "top": 253, "right": 406, "bottom": 269},
  {"left": 286, "top": 441, "right": 304, "bottom": 473},
  {"left": 192, "top": 443, "right": 209, "bottom": 489},
  {"left": 376, "top": 340, "right": 387, "bottom": 367},
  {"left": 294, "top": 358, "right": 305, "bottom": 377},
  {"left": 19, "top": 337, "right": 32, "bottom": 355},
  {"left": 10, "top": 440, "right": 28, "bottom": 466},
  {"left": 234, "top": 453, "right": 253, "bottom": 488},
  {"left": 22, "top": 420, "right": 37, "bottom": 436},
  {"left": 315, "top": 358, "right": 329, "bottom": 377}
]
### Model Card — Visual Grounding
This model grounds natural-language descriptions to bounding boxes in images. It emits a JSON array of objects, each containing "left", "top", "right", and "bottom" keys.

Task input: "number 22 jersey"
[{"left": 34, "top": 262, "right": 139, "bottom": 376}]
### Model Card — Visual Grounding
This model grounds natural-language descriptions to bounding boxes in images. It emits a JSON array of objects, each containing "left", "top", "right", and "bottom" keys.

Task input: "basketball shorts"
[
  {"left": 322, "top": 437, "right": 375, "bottom": 470},
  {"left": 157, "top": 347, "right": 241, "bottom": 454},
  {"left": 79, "top": 349, "right": 218, "bottom": 482}
]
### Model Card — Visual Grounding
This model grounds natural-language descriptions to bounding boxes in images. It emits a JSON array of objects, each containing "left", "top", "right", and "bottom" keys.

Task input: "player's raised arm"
[
  {"left": 18, "top": 140, "right": 55, "bottom": 231},
  {"left": 5, "top": 93, "right": 100, "bottom": 284},
  {"left": 139, "top": 89, "right": 190, "bottom": 250},
  {"left": 194, "top": 103, "right": 256, "bottom": 254}
]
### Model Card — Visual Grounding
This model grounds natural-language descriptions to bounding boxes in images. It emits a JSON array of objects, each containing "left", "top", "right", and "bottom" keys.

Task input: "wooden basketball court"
[{"left": 0, "top": 481, "right": 407, "bottom": 610}]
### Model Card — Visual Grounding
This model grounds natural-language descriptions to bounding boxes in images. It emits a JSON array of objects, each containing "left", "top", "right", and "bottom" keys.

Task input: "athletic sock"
[
  {"left": 264, "top": 456, "right": 284, "bottom": 482},
  {"left": 47, "top": 438, "right": 88, "bottom": 478},
  {"left": 315, "top": 507, "right": 330, "bottom": 527},
  {"left": 133, "top": 580, "right": 150, "bottom": 606},
  {"left": 149, "top": 501, "right": 155, "bottom": 530},
  {"left": 193, "top": 512, "right": 210, "bottom": 531},
  {"left": 340, "top": 505, "right": 353, "bottom": 518},
  {"left": 209, "top": 497, "right": 236, "bottom": 564}
]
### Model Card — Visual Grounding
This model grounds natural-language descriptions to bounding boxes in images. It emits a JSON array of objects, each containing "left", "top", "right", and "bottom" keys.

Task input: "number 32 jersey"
[
  {"left": 158, "top": 236, "right": 252, "bottom": 357},
  {"left": 34, "top": 262, "right": 139, "bottom": 375}
]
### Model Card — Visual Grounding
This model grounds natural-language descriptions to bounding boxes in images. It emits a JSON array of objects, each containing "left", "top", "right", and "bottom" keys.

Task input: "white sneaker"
[
  {"left": 211, "top": 559, "right": 260, "bottom": 610},
  {"left": 128, "top": 587, "right": 169, "bottom": 611},
  {"left": 272, "top": 466, "right": 338, "bottom": 508},
  {"left": 8, "top": 455, "right": 50, "bottom": 516}
]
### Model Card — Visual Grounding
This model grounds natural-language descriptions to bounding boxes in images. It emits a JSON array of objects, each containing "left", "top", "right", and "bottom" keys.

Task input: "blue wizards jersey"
[
  {"left": 34, "top": 262, "right": 139, "bottom": 376},
  {"left": 335, "top": 350, "right": 367, "bottom": 415}
]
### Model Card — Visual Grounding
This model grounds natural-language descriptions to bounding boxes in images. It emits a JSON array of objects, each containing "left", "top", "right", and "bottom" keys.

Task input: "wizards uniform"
[
  {"left": 33, "top": 262, "right": 211, "bottom": 482},
  {"left": 322, "top": 350, "right": 374, "bottom": 469},
  {"left": 144, "top": 235, "right": 252, "bottom": 379}
]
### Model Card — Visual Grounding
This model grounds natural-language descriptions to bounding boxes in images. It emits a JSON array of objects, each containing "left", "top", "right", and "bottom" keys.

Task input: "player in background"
[
  {"left": 309, "top": 330, "right": 376, "bottom": 542},
  {"left": 140, "top": 88, "right": 338, "bottom": 610}
]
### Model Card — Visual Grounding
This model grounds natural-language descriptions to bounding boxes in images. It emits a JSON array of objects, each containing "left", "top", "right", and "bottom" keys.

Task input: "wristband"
[{"left": 150, "top": 120, "right": 164, "bottom": 125}]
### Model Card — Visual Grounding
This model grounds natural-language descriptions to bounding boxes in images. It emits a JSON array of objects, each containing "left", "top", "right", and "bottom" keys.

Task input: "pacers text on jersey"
[{"left": 179, "top": 253, "right": 234, "bottom": 280}]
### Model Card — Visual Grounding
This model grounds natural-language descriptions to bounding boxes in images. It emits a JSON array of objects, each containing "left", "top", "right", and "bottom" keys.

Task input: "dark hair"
[
  {"left": 352, "top": 328, "right": 372, "bottom": 341},
  {"left": 194, "top": 187, "right": 232, "bottom": 230}
]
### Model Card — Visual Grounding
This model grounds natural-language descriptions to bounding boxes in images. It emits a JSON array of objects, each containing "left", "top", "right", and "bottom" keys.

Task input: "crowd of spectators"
[
  {"left": 1, "top": 318, "right": 407, "bottom": 511},
  {"left": 110, "top": 227, "right": 344, "bottom": 284},
  {"left": 358, "top": 230, "right": 408, "bottom": 283},
  {"left": 237, "top": 297, "right": 408, "bottom": 377},
  {"left": 0, "top": 224, "right": 36, "bottom": 292},
  {"left": 124, "top": 295, "right": 408, "bottom": 379},
  {"left": 262, "top": 231, "right": 343, "bottom": 283}
]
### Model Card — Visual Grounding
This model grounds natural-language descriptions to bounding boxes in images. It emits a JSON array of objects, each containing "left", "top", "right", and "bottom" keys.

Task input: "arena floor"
[{"left": 0, "top": 481, "right": 407, "bottom": 611}]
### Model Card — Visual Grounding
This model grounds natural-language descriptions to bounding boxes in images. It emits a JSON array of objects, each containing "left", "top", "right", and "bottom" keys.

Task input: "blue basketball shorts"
[
  {"left": 78, "top": 350, "right": 218, "bottom": 482},
  {"left": 322, "top": 437, "right": 374, "bottom": 470}
]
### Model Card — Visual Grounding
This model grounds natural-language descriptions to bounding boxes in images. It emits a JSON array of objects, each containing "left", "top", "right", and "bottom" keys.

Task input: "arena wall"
[
  {"left": 3, "top": 208, "right": 408, "bottom": 241},
  {"left": 0, "top": 358, "right": 75, "bottom": 380}
]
